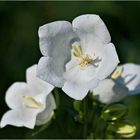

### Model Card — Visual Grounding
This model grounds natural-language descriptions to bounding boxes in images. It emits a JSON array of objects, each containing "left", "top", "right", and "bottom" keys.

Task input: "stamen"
[
  {"left": 22, "top": 96, "right": 43, "bottom": 109},
  {"left": 71, "top": 42, "right": 101, "bottom": 68},
  {"left": 78, "top": 55, "right": 93, "bottom": 68},
  {"left": 111, "top": 66, "right": 123, "bottom": 79},
  {"left": 72, "top": 42, "right": 83, "bottom": 57}
]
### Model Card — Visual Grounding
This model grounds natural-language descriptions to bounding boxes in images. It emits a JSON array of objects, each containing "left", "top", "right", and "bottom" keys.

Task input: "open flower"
[
  {"left": 37, "top": 14, "right": 119, "bottom": 100},
  {"left": 0, "top": 65, "right": 56, "bottom": 129},
  {"left": 93, "top": 63, "right": 140, "bottom": 104}
]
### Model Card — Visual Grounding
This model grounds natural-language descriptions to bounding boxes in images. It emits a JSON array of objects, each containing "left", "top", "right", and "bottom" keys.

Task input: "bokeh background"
[{"left": 0, "top": 1, "right": 140, "bottom": 139}]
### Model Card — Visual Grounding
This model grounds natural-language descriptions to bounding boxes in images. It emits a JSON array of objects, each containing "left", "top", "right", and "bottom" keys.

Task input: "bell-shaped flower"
[
  {"left": 93, "top": 63, "right": 140, "bottom": 104},
  {"left": 93, "top": 79, "right": 128, "bottom": 104},
  {"left": 0, "top": 65, "right": 56, "bottom": 129},
  {"left": 114, "top": 63, "right": 140, "bottom": 95},
  {"left": 37, "top": 14, "right": 119, "bottom": 100}
]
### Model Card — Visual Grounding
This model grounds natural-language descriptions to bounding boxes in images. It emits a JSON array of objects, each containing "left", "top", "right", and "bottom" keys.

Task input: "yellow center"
[
  {"left": 22, "top": 96, "right": 43, "bottom": 109},
  {"left": 111, "top": 66, "right": 123, "bottom": 79},
  {"left": 78, "top": 55, "right": 93, "bottom": 68},
  {"left": 72, "top": 43, "right": 94, "bottom": 68}
]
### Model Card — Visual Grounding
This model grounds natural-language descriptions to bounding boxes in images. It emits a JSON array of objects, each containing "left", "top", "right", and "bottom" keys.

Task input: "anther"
[
  {"left": 22, "top": 96, "right": 43, "bottom": 109},
  {"left": 111, "top": 66, "right": 123, "bottom": 79}
]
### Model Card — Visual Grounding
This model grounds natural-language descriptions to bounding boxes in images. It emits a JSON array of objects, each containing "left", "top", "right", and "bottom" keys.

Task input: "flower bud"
[
  {"left": 73, "top": 100, "right": 82, "bottom": 112},
  {"left": 74, "top": 111, "right": 84, "bottom": 123},
  {"left": 101, "top": 104, "right": 128, "bottom": 121},
  {"left": 107, "top": 120, "right": 136, "bottom": 138}
]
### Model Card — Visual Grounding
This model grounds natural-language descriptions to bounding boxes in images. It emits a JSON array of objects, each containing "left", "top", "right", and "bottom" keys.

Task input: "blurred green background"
[{"left": 0, "top": 1, "right": 140, "bottom": 139}]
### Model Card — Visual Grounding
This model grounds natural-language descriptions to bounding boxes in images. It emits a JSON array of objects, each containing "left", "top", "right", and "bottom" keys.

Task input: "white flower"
[
  {"left": 93, "top": 79, "right": 128, "bottom": 104},
  {"left": 0, "top": 65, "right": 56, "bottom": 129},
  {"left": 114, "top": 63, "right": 140, "bottom": 95},
  {"left": 93, "top": 63, "right": 140, "bottom": 104},
  {"left": 37, "top": 14, "right": 119, "bottom": 100}
]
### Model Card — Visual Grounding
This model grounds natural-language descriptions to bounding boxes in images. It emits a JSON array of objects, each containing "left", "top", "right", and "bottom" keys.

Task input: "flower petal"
[
  {"left": 120, "top": 63, "right": 140, "bottom": 95},
  {"left": 26, "top": 64, "right": 54, "bottom": 95},
  {"left": 64, "top": 64, "right": 97, "bottom": 84},
  {"left": 5, "top": 82, "right": 31, "bottom": 109},
  {"left": 72, "top": 14, "right": 111, "bottom": 44},
  {"left": 36, "top": 93, "right": 56, "bottom": 125},
  {"left": 63, "top": 57, "right": 100, "bottom": 100},
  {"left": 39, "top": 21, "right": 76, "bottom": 56},
  {"left": 96, "top": 43, "right": 119, "bottom": 80},
  {"left": 38, "top": 21, "right": 78, "bottom": 87},
  {"left": 62, "top": 79, "right": 99, "bottom": 100},
  {"left": 0, "top": 109, "right": 37, "bottom": 129},
  {"left": 93, "top": 79, "right": 128, "bottom": 104},
  {"left": 37, "top": 57, "right": 65, "bottom": 87}
]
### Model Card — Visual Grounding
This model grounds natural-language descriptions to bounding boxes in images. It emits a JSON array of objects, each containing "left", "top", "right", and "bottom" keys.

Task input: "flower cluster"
[
  {"left": 37, "top": 14, "right": 140, "bottom": 103},
  {"left": 1, "top": 14, "right": 140, "bottom": 138}
]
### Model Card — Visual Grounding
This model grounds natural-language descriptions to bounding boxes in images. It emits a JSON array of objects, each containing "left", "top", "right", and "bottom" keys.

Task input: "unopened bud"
[
  {"left": 101, "top": 104, "right": 128, "bottom": 121},
  {"left": 107, "top": 120, "right": 136, "bottom": 138},
  {"left": 73, "top": 100, "right": 82, "bottom": 112}
]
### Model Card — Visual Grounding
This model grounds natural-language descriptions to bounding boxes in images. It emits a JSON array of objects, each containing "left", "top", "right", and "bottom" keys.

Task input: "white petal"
[
  {"left": 38, "top": 21, "right": 78, "bottom": 87},
  {"left": 63, "top": 56, "right": 100, "bottom": 100},
  {"left": 72, "top": 14, "right": 111, "bottom": 44},
  {"left": 46, "top": 93, "right": 56, "bottom": 110},
  {"left": 120, "top": 63, "right": 140, "bottom": 95},
  {"left": 62, "top": 79, "right": 99, "bottom": 100},
  {"left": 93, "top": 79, "right": 128, "bottom": 104},
  {"left": 36, "top": 93, "right": 56, "bottom": 125},
  {"left": 5, "top": 82, "right": 31, "bottom": 109},
  {"left": 36, "top": 111, "right": 54, "bottom": 126},
  {"left": 96, "top": 43, "right": 119, "bottom": 80},
  {"left": 39, "top": 21, "right": 77, "bottom": 56},
  {"left": 37, "top": 57, "right": 65, "bottom": 87},
  {"left": 0, "top": 109, "right": 37, "bottom": 129},
  {"left": 26, "top": 64, "right": 54, "bottom": 95},
  {"left": 64, "top": 63, "right": 97, "bottom": 84}
]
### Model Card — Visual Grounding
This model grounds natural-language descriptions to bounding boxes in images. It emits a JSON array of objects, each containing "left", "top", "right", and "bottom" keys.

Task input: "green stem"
[
  {"left": 31, "top": 121, "right": 51, "bottom": 137},
  {"left": 83, "top": 98, "right": 87, "bottom": 138},
  {"left": 56, "top": 119, "right": 68, "bottom": 138},
  {"left": 93, "top": 116, "right": 100, "bottom": 138},
  {"left": 91, "top": 99, "right": 101, "bottom": 139},
  {"left": 92, "top": 106, "right": 105, "bottom": 139},
  {"left": 53, "top": 88, "right": 60, "bottom": 108}
]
